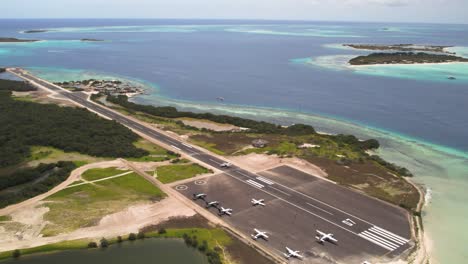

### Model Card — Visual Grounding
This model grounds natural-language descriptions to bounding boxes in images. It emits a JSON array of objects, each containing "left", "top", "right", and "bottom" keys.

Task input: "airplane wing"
[
  {"left": 329, "top": 237, "right": 338, "bottom": 243},
  {"left": 316, "top": 230, "right": 325, "bottom": 236}
]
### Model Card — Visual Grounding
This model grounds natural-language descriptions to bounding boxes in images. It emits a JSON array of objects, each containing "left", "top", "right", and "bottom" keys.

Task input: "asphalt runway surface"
[{"left": 175, "top": 166, "right": 413, "bottom": 263}]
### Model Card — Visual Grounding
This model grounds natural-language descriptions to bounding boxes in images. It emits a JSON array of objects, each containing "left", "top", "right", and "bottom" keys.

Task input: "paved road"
[{"left": 10, "top": 68, "right": 412, "bottom": 262}]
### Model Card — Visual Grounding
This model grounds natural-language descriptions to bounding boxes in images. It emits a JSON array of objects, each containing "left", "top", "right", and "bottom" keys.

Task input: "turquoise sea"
[{"left": 1, "top": 19, "right": 468, "bottom": 263}]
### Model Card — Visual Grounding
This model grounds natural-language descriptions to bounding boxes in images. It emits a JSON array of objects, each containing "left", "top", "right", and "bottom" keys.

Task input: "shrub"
[
  {"left": 117, "top": 236, "right": 123, "bottom": 243},
  {"left": 128, "top": 233, "right": 137, "bottom": 241},
  {"left": 100, "top": 238, "right": 109, "bottom": 248},
  {"left": 87, "top": 242, "right": 98, "bottom": 248},
  {"left": 158, "top": 228, "right": 166, "bottom": 234},
  {"left": 137, "top": 231, "right": 145, "bottom": 239},
  {"left": 12, "top": 249, "right": 20, "bottom": 258}
]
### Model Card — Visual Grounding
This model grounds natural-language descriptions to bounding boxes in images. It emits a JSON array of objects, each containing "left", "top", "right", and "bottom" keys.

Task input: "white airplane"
[
  {"left": 251, "top": 198, "right": 265, "bottom": 206},
  {"left": 192, "top": 193, "right": 207, "bottom": 200},
  {"left": 251, "top": 229, "right": 268, "bottom": 240},
  {"left": 205, "top": 201, "right": 219, "bottom": 208},
  {"left": 218, "top": 207, "right": 233, "bottom": 216},
  {"left": 283, "top": 247, "right": 303, "bottom": 259},
  {"left": 220, "top": 162, "right": 232, "bottom": 168},
  {"left": 316, "top": 230, "right": 338, "bottom": 244}
]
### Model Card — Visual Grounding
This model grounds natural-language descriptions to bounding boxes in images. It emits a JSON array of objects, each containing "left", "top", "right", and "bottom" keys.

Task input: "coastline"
[
  {"left": 22, "top": 66, "right": 468, "bottom": 263},
  {"left": 348, "top": 60, "right": 468, "bottom": 68}
]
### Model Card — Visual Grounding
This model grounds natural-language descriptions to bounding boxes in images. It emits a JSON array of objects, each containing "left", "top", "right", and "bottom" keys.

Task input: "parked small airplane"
[
  {"left": 205, "top": 201, "right": 220, "bottom": 208},
  {"left": 284, "top": 247, "right": 303, "bottom": 259},
  {"left": 316, "top": 230, "right": 338, "bottom": 244},
  {"left": 251, "top": 229, "right": 268, "bottom": 240},
  {"left": 251, "top": 198, "right": 265, "bottom": 206},
  {"left": 218, "top": 207, "right": 233, "bottom": 216},
  {"left": 220, "top": 162, "right": 232, "bottom": 168},
  {"left": 192, "top": 193, "right": 207, "bottom": 200}
]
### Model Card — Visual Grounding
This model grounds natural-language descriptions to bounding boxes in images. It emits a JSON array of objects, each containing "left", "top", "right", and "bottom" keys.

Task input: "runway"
[{"left": 10, "top": 68, "right": 413, "bottom": 263}]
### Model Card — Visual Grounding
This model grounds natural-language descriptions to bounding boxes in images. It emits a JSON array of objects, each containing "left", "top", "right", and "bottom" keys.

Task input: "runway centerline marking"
[
  {"left": 257, "top": 173, "right": 388, "bottom": 229},
  {"left": 223, "top": 171, "right": 359, "bottom": 237},
  {"left": 306, "top": 202, "right": 333, "bottom": 215}
]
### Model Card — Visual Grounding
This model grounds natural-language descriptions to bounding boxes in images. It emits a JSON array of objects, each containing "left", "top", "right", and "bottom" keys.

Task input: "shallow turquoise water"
[{"left": 27, "top": 66, "right": 468, "bottom": 263}]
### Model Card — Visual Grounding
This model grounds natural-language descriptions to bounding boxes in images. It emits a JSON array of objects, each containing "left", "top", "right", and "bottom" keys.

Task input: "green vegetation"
[
  {"left": 41, "top": 172, "right": 165, "bottom": 236},
  {"left": 0, "top": 161, "right": 76, "bottom": 208},
  {"left": 0, "top": 87, "right": 147, "bottom": 168},
  {"left": 0, "top": 79, "right": 36, "bottom": 92},
  {"left": 349, "top": 52, "right": 468, "bottom": 65},
  {"left": 344, "top": 43, "right": 451, "bottom": 53},
  {"left": 81, "top": 167, "right": 129, "bottom": 181},
  {"left": 128, "top": 139, "right": 179, "bottom": 162},
  {"left": 141, "top": 228, "right": 230, "bottom": 264},
  {"left": 107, "top": 95, "right": 317, "bottom": 135},
  {"left": 0, "top": 215, "right": 11, "bottom": 222},
  {"left": 156, "top": 164, "right": 211, "bottom": 184},
  {"left": 0, "top": 239, "right": 91, "bottom": 261}
]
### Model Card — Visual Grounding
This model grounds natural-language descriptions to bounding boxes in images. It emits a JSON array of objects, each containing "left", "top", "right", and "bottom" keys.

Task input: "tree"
[
  {"left": 158, "top": 228, "right": 166, "bottom": 234},
  {"left": 137, "top": 231, "right": 145, "bottom": 239},
  {"left": 100, "top": 238, "right": 109, "bottom": 248},
  {"left": 117, "top": 236, "right": 123, "bottom": 243},
  {"left": 87, "top": 242, "right": 98, "bottom": 248},
  {"left": 128, "top": 233, "right": 137, "bottom": 241},
  {"left": 12, "top": 249, "right": 20, "bottom": 258}
]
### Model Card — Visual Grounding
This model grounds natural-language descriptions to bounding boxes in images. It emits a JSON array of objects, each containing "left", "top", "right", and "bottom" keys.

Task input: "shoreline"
[{"left": 348, "top": 60, "right": 468, "bottom": 67}]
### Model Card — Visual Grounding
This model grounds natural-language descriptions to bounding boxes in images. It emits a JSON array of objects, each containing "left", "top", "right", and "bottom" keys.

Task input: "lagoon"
[{"left": 2, "top": 239, "right": 207, "bottom": 264}]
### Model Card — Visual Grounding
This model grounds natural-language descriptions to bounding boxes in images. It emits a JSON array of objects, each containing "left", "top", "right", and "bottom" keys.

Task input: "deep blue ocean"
[{"left": 1, "top": 19, "right": 468, "bottom": 263}]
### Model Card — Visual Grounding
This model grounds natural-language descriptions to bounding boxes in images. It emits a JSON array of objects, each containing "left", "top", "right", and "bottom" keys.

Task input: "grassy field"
[
  {"left": 156, "top": 164, "right": 212, "bottom": 184},
  {"left": 41, "top": 172, "right": 165, "bottom": 236},
  {"left": 81, "top": 167, "right": 130, "bottom": 181},
  {"left": 128, "top": 139, "right": 179, "bottom": 162},
  {"left": 0, "top": 215, "right": 11, "bottom": 222},
  {"left": 28, "top": 146, "right": 107, "bottom": 167},
  {"left": 0, "top": 239, "right": 91, "bottom": 261}
]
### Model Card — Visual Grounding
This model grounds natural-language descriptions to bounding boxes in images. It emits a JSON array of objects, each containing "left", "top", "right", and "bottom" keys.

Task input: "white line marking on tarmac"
[
  {"left": 371, "top": 226, "right": 409, "bottom": 244},
  {"left": 369, "top": 228, "right": 407, "bottom": 245},
  {"left": 358, "top": 233, "right": 395, "bottom": 251},
  {"left": 257, "top": 173, "right": 395, "bottom": 230},
  {"left": 246, "top": 180, "right": 264, "bottom": 189},
  {"left": 209, "top": 159, "right": 221, "bottom": 165},
  {"left": 268, "top": 185, "right": 291, "bottom": 196},
  {"left": 256, "top": 176, "right": 274, "bottom": 185},
  {"left": 306, "top": 202, "right": 333, "bottom": 215},
  {"left": 223, "top": 171, "right": 358, "bottom": 236},
  {"left": 171, "top": 145, "right": 181, "bottom": 151},
  {"left": 182, "top": 143, "right": 193, "bottom": 148},
  {"left": 361, "top": 231, "right": 398, "bottom": 250}
]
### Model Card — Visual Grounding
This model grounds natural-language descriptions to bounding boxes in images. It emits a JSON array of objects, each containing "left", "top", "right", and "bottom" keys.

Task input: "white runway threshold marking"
[
  {"left": 256, "top": 176, "right": 274, "bottom": 185},
  {"left": 358, "top": 226, "right": 409, "bottom": 252},
  {"left": 246, "top": 180, "right": 264, "bottom": 189},
  {"left": 171, "top": 145, "right": 181, "bottom": 151}
]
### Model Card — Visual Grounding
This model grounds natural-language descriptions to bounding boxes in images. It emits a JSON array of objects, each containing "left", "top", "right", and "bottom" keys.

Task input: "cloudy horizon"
[{"left": 1, "top": 0, "right": 467, "bottom": 24}]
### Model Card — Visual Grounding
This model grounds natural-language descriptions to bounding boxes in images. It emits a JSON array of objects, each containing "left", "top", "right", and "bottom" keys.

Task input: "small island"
[
  {"left": 54, "top": 79, "right": 144, "bottom": 97},
  {"left": 349, "top": 52, "right": 468, "bottom": 65},
  {"left": 80, "top": 38, "right": 104, "bottom": 42},
  {"left": 0, "top": 37, "right": 38, "bottom": 43},
  {"left": 22, "top": 29, "right": 49, "bottom": 34},
  {"left": 344, "top": 43, "right": 453, "bottom": 54}
]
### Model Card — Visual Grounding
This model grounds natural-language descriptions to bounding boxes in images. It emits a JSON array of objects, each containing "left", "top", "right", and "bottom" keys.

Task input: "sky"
[{"left": 1, "top": 0, "right": 467, "bottom": 24}]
